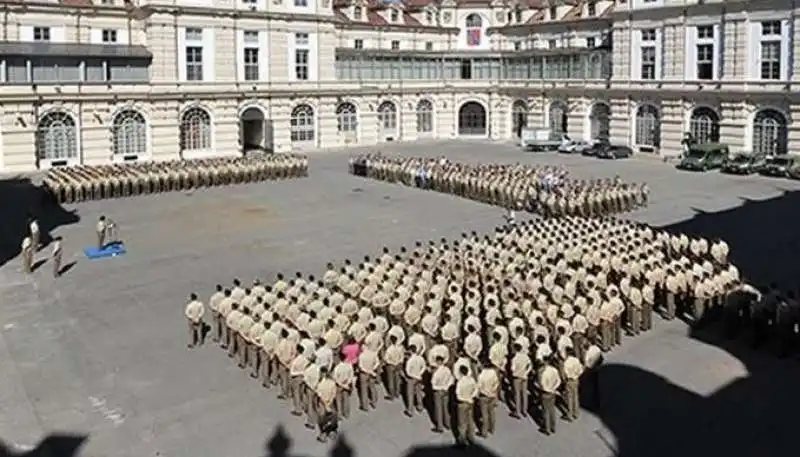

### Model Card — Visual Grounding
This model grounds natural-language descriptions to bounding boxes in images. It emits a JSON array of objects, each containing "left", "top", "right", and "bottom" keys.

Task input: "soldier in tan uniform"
[
  {"left": 315, "top": 368, "right": 338, "bottom": 442},
  {"left": 184, "top": 293, "right": 205, "bottom": 348},
  {"left": 537, "top": 357, "right": 562, "bottom": 435},
  {"left": 303, "top": 358, "right": 321, "bottom": 429},
  {"left": 430, "top": 352, "right": 454, "bottom": 433},
  {"left": 403, "top": 343, "right": 427, "bottom": 417},
  {"left": 583, "top": 344, "right": 604, "bottom": 407},
  {"left": 225, "top": 303, "right": 243, "bottom": 358},
  {"left": 275, "top": 331, "right": 297, "bottom": 400},
  {"left": 289, "top": 345, "right": 310, "bottom": 416},
  {"left": 509, "top": 343, "right": 532, "bottom": 419},
  {"left": 383, "top": 334, "right": 405, "bottom": 400},
  {"left": 21, "top": 236, "right": 33, "bottom": 274},
  {"left": 476, "top": 362, "right": 500, "bottom": 437},
  {"left": 454, "top": 363, "right": 478, "bottom": 445},
  {"left": 217, "top": 290, "right": 234, "bottom": 349},
  {"left": 561, "top": 347, "right": 583, "bottom": 421},
  {"left": 357, "top": 346, "right": 380, "bottom": 411},
  {"left": 332, "top": 352, "right": 355, "bottom": 419}
]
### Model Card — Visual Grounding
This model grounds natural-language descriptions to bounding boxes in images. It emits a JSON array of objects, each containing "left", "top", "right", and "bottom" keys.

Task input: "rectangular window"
[
  {"left": 244, "top": 48, "right": 259, "bottom": 81},
  {"left": 295, "top": 32, "right": 309, "bottom": 46},
  {"left": 641, "top": 29, "right": 656, "bottom": 42},
  {"left": 391, "top": 40, "right": 400, "bottom": 50},
  {"left": 514, "top": 41, "right": 521, "bottom": 51},
  {"left": 587, "top": 2, "right": 596, "bottom": 16},
  {"left": 294, "top": 0, "right": 308, "bottom": 6},
  {"left": 102, "top": 29, "right": 118, "bottom": 43},
  {"left": 641, "top": 47, "right": 656, "bottom": 79},
  {"left": 460, "top": 59, "right": 472, "bottom": 79},
  {"left": 33, "top": 26, "right": 50, "bottom": 41},
  {"left": 586, "top": 37, "right": 595, "bottom": 48},
  {"left": 295, "top": 49, "right": 309, "bottom": 80},
  {"left": 697, "top": 25, "right": 714, "bottom": 40},
  {"left": 548, "top": 39, "right": 556, "bottom": 49},
  {"left": 425, "top": 41, "right": 433, "bottom": 51},
  {"left": 185, "top": 28, "right": 203, "bottom": 41},
  {"left": 760, "top": 41, "right": 781, "bottom": 80},
  {"left": 186, "top": 46, "right": 203, "bottom": 81},
  {"left": 354, "top": 39, "right": 363, "bottom": 49},
  {"left": 390, "top": 9, "right": 399, "bottom": 22},
  {"left": 761, "top": 20, "right": 781, "bottom": 36},
  {"left": 696, "top": 43, "right": 714, "bottom": 80}
]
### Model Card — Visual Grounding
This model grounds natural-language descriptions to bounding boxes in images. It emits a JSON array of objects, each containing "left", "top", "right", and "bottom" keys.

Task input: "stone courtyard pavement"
[{"left": 1, "top": 140, "right": 799, "bottom": 457}]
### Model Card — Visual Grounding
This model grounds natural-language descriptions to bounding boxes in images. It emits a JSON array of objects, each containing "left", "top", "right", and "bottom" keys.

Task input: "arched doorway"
[
  {"left": 36, "top": 110, "right": 79, "bottom": 168},
  {"left": 511, "top": 100, "right": 528, "bottom": 138},
  {"left": 588, "top": 103, "right": 611, "bottom": 140},
  {"left": 112, "top": 109, "right": 148, "bottom": 160},
  {"left": 634, "top": 104, "right": 661, "bottom": 148},
  {"left": 336, "top": 102, "right": 359, "bottom": 144},
  {"left": 458, "top": 101, "right": 487, "bottom": 136},
  {"left": 752, "top": 109, "right": 788, "bottom": 156},
  {"left": 377, "top": 101, "right": 398, "bottom": 141},
  {"left": 689, "top": 107, "right": 720, "bottom": 144},
  {"left": 548, "top": 101, "right": 568, "bottom": 134},
  {"left": 179, "top": 106, "right": 212, "bottom": 159},
  {"left": 240, "top": 106, "right": 273, "bottom": 155}
]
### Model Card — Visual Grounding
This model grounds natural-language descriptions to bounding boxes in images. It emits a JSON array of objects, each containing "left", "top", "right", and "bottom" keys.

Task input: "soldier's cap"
[
  {"left": 224, "top": 289, "right": 232, "bottom": 296},
  {"left": 216, "top": 284, "right": 223, "bottom": 291},
  {"left": 189, "top": 293, "right": 198, "bottom": 300},
  {"left": 276, "top": 273, "right": 284, "bottom": 280}
]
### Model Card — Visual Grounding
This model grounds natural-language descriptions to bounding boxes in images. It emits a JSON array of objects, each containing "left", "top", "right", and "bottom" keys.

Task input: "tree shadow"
[
  {"left": 0, "top": 433, "right": 88, "bottom": 457},
  {"left": 0, "top": 177, "right": 80, "bottom": 268},
  {"left": 582, "top": 189, "right": 800, "bottom": 457}
]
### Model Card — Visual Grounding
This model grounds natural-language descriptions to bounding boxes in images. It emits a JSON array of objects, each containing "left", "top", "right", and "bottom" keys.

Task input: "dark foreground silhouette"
[
  {"left": 2, "top": 189, "right": 799, "bottom": 457},
  {"left": 0, "top": 433, "right": 87, "bottom": 457},
  {"left": 0, "top": 177, "right": 79, "bottom": 268}
]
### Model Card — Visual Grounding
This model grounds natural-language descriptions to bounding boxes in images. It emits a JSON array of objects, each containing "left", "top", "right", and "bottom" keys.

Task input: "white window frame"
[
  {"left": 748, "top": 18, "right": 791, "bottom": 81},
  {"left": 111, "top": 109, "right": 149, "bottom": 161},
  {"left": 33, "top": 26, "right": 51, "bottom": 42},
  {"left": 416, "top": 99, "right": 434, "bottom": 134},
  {"left": 36, "top": 110, "right": 80, "bottom": 168},
  {"left": 685, "top": 24, "right": 720, "bottom": 81},
  {"left": 179, "top": 106, "right": 213, "bottom": 156},
  {"left": 336, "top": 102, "right": 358, "bottom": 134},
  {"left": 354, "top": 39, "right": 363, "bottom": 49},
  {"left": 631, "top": 27, "right": 662, "bottom": 80},
  {"left": 391, "top": 40, "right": 400, "bottom": 50},
  {"left": 294, "top": 0, "right": 308, "bottom": 6},
  {"left": 291, "top": 32, "right": 312, "bottom": 81},
  {"left": 179, "top": 27, "right": 216, "bottom": 82},
  {"left": 102, "top": 29, "right": 118, "bottom": 44},
  {"left": 290, "top": 104, "right": 315, "bottom": 143}
]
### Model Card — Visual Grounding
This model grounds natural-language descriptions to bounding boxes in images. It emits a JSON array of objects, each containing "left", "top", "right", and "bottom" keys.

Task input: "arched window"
[
  {"left": 111, "top": 109, "right": 147, "bottom": 157},
  {"left": 36, "top": 111, "right": 78, "bottom": 161},
  {"left": 377, "top": 101, "right": 397, "bottom": 131},
  {"left": 548, "top": 101, "right": 568, "bottom": 134},
  {"left": 753, "top": 109, "right": 789, "bottom": 156},
  {"left": 353, "top": 6, "right": 362, "bottom": 20},
  {"left": 465, "top": 13, "right": 482, "bottom": 46},
  {"left": 416, "top": 99, "right": 434, "bottom": 133},
  {"left": 336, "top": 102, "right": 358, "bottom": 133},
  {"left": 290, "top": 104, "right": 315, "bottom": 143},
  {"left": 689, "top": 107, "right": 720, "bottom": 144},
  {"left": 635, "top": 104, "right": 661, "bottom": 147},
  {"left": 180, "top": 106, "right": 212, "bottom": 152}
]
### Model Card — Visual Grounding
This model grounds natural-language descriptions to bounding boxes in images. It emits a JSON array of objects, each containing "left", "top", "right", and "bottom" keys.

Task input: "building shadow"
[
  {"left": 0, "top": 177, "right": 79, "bottom": 268},
  {"left": 0, "top": 433, "right": 88, "bottom": 457},
  {"left": 582, "top": 188, "right": 800, "bottom": 457}
]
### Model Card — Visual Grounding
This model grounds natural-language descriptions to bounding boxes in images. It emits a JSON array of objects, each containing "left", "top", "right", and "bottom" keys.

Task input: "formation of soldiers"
[
  {"left": 43, "top": 154, "right": 309, "bottom": 204},
  {"left": 349, "top": 154, "right": 649, "bottom": 218},
  {"left": 187, "top": 214, "right": 745, "bottom": 442}
]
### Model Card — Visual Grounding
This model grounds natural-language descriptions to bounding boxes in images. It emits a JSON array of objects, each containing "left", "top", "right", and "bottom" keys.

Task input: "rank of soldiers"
[
  {"left": 186, "top": 215, "right": 743, "bottom": 442},
  {"left": 43, "top": 154, "right": 309, "bottom": 204},
  {"left": 349, "top": 154, "right": 649, "bottom": 218}
]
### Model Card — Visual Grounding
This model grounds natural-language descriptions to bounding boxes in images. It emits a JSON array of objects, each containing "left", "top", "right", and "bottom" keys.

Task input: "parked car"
[
  {"left": 596, "top": 144, "right": 634, "bottom": 159},
  {"left": 759, "top": 155, "right": 800, "bottom": 178},
  {"left": 583, "top": 138, "right": 611, "bottom": 157},
  {"left": 676, "top": 143, "right": 730, "bottom": 171},
  {"left": 721, "top": 152, "right": 767, "bottom": 175},
  {"left": 558, "top": 140, "right": 592, "bottom": 154}
]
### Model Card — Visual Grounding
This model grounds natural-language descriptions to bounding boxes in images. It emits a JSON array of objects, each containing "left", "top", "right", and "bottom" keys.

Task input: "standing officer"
[
  {"left": 184, "top": 293, "right": 205, "bottom": 348},
  {"left": 96, "top": 216, "right": 107, "bottom": 250},
  {"left": 315, "top": 368, "right": 338, "bottom": 442},
  {"left": 333, "top": 352, "right": 355, "bottom": 419},
  {"left": 289, "top": 344, "right": 311, "bottom": 416},
  {"left": 454, "top": 363, "right": 478, "bottom": 445},
  {"left": 383, "top": 334, "right": 405, "bottom": 400},
  {"left": 561, "top": 347, "right": 583, "bottom": 421},
  {"left": 357, "top": 345, "right": 380, "bottom": 411},
  {"left": 476, "top": 362, "right": 500, "bottom": 437},
  {"left": 29, "top": 217, "right": 40, "bottom": 252},
  {"left": 509, "top": 342, "right": 532, "bottom": 419},
  {"left": 430, "top": 352, "right": 454, "bottom": 433},
  {"left": 403, "top": 343, "right": 427, "bottom": 417},
  {"left": 537, "top": 356, "right": 561, "bottom": 435},
  {"left": 51, "top": 237, "right": 63, "bottom": 278},
  {"left": 208, "top": 285, "right": 225, "bottom": 343}
]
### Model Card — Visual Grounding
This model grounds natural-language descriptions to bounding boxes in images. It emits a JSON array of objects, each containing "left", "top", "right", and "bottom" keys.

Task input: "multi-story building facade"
[{"left": 0, "top": 0, "right": 795, "bottom": 172}]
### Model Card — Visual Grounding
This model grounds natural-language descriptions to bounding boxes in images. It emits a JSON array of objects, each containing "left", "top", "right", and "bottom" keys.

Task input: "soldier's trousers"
[
  {"left": 358, "top": 372, "right": 377, "bottom": 410},
  {"left": 629, "top": 308, "right": 642, "bottom": 335},
  {"left": 97, "top": 232, "right": 106, "bottom": 250},
  {"left": 587, "top": 326, "right": 599, "bottom": 346},
  {"left": 541, "top": 392, "right": 557, "bottom": 435},
  {"left": 564, "top": 380, "right": 579, "bottom": 421},
  {"left": 477, "top": 396, "right": 496, "bottom": 436},
  {"left": 304, "top": 386, "right": 317, "bottom": 428},
  {"left": 278, "top": 366, "right": 291, "bottom": 399},
  {"left": 404, "top": 378, "right": 424, "bottom": 415},
  {"left": 228, "top": 333, "right": 238, "bottom": 358},
  {"left": 571, "top": 333, "right": 586, "bottom": 362},
  {"left": 290, "top": 376, "right": 305, "bottom": 414},
  {"left": 665, "top": 293, "right": 677, "bottom": 320},
  {"left": 21, "top": 249, "right": 32, "bottom": 273},
  {"left": 212, "top": 312, "right": 222, "bottom": 342},
  {"left": 188, "top": 322, "right": 202, "bottom": 347},
  {"left": 237, "top": 338, "right": 248, "bottom": 367},
  {"left": 692, "top": 298, "right": 707, "bottom": 326},
  {"left": 456, "top": 402, "right": 475, "bottom": 442},
  {"left": 52, "top": 253, "right": 62, "bottom": 278},
  {"left": 250, "top": 346, "right": 260, "bottom": 377},
  {"left": 384, "top": 365, "right": 401, "bottom": 399},
  {"left": 511, "top": 377, "right": 529, "bottom": 417},
  {"left": 642, "top": 303, "right": 653, "bottom": 330},
  {"left": 599, "top": 322, "right": 611, "bottom": 352},
  {"left": 432, "top": 390, "right": 451, "bottom": 431},
  {"left": 261, "top": 354, "right": 274, "bottom": 386},
  {"left": 613, "top": 317, "right": 622, "bottom": 345},
  {"left": 336, "top": 388, "right": 351, "bottom": 419}
]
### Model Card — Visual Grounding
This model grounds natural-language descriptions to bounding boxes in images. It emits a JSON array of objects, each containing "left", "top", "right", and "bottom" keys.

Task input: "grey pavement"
[{"left": 1, "top": 141, "right": 799, "bottom": 457}]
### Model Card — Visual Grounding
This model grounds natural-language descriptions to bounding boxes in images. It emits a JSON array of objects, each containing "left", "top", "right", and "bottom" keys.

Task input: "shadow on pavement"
[
  {"left": 0, "top": 177, "right": 79, "bottom": 268},
  {"left": 582, "top": 188, "right": 800, "bottom": 457},
  {"left": 0, "top": 433, "right": 88, "bottom": 457}
]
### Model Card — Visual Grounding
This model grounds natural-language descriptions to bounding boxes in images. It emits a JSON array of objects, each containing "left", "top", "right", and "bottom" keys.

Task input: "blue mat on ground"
[{"left": 84, "top": 241, "right": 127, "bottom": 260}]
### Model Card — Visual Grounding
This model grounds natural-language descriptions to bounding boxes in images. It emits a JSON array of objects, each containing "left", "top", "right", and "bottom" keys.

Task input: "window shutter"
[
  {"left": 630, "top": 30, "right": 641, "bottom": 80},
  {"left": 236, "top": 29, "right": 244, "bottom": 81},
  {"left": 714, "top": 23, "right": 722, "bottom": 80},
  {"left": 177, "top": 28, "right": 187, "bottom": 81},
  {"left": 259, "top": 30, "right": 269, "bottom": 82},
  {"left": 203, "top": 28, "right": 215, "bottom": 82},
  {"left": 684, "top": 27, "right": 695, "bottom": 80},
  {"left": 747, "top": 21, "right": 759, "bottom": 80},
  {"left": 780, "top": 19, "right": 791, "bottom": 80}
]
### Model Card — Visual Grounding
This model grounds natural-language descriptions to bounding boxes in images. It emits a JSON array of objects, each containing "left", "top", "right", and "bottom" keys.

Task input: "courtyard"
[{"left": 1, "top": 140, "right": 799, "bottom": 457}]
